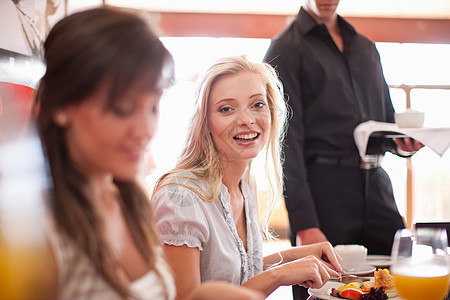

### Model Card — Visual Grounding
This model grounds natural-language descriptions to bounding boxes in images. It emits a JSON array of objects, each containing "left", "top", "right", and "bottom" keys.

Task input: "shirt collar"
[{"left": 295, "top": 6, "right": 357, "bottom": 38}]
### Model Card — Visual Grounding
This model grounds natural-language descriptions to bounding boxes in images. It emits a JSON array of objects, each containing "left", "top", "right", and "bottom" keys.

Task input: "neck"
[
  {"left": 305, "top": 7, "right": 339, "bottom": 32},
  {"left": 89, "top": 173, "right": 119, "bottom": 209},
  {"left": 221, "top": 160, "right": 248, "bottom": 194}
]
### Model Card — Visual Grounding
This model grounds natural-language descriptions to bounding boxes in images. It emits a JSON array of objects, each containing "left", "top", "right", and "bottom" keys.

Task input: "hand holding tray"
[{"left": 354, "top": 120, "right": 450, "bottom": 158}]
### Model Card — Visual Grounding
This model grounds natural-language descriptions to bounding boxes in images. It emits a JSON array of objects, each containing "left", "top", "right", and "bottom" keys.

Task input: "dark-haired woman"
[{"left": 36, "top": 7, "right": 263, "bottom": 300}]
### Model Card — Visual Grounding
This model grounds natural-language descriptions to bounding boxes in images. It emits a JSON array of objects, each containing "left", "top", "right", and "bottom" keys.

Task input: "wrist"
[{"left": 267, "top": 264, "right": 283, "bottom": 286}]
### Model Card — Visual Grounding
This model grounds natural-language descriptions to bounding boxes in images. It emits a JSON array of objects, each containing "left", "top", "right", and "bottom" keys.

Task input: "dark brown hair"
[{"left": 35, "top": 7, "right": 174, "bottom": 298}]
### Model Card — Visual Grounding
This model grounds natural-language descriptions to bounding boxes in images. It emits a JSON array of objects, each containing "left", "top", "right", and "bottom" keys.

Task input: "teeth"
[{"left": 235, "top": 133, "right": 258, "bottom": 140}]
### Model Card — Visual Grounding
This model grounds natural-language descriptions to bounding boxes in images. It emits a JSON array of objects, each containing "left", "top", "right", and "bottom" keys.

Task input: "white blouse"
[
  {"left": 152, "top": 171, "right": 264, "bottom": 285},
  {"left": 47, "top": 218, "right": 175, "bottom": 300}
]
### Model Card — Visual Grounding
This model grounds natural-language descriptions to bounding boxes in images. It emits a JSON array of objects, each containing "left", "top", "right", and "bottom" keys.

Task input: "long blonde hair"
[{"left": 154, "top": 55, "right": 287, "bottom": 239}]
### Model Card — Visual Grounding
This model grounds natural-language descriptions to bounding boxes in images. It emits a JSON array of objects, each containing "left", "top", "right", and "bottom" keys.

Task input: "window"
[{"left": 378, "top": 43, "right": 450, "bottom": 224}]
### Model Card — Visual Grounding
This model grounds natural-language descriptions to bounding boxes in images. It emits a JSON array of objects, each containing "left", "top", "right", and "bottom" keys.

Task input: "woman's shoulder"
[
  {"left": 160, "top": 170, "right": 200, "bottom": 184},
  {"left": 152, "top": 170, "right": 211, "bottom": 206},
  {"left": 155, "top": 171, "right": 206, "bottom": 194}
]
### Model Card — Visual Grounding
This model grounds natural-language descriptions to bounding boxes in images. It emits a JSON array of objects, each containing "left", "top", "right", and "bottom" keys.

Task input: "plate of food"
[
  {"left": 308, "top": 281, "right": 346, "bottom": 300},
  {"left": 308, "top": 269, "right": 400, "bottom": 300}
]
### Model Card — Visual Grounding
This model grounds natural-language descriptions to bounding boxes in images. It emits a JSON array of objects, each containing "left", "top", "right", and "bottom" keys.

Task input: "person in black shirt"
[{"left": 264, "top": 1, "right": 423, "bottom": 298}]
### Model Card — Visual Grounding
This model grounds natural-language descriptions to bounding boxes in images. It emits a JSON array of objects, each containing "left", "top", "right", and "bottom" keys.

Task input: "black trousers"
[{"left": 291, "top": 164, "right": 405, "bottom": 300}]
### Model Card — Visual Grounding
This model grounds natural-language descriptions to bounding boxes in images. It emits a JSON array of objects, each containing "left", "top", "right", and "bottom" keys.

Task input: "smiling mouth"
[
  {"left": 233, "top": 132, "right": 260, "bottom": 142},
  {"left": 122, "top": 146, "right": 146, "bottom": 160}
]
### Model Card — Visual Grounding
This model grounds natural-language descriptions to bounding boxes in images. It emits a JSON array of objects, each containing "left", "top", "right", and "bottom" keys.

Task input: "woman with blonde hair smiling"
[{"left": 152, "top": 55, "right": 343, "bottom": 299}]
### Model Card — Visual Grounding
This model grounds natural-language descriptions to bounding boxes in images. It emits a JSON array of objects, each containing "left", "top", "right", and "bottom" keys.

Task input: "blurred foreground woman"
[{"left": 35, "top": 7, "right": 263, "bottom": 300}]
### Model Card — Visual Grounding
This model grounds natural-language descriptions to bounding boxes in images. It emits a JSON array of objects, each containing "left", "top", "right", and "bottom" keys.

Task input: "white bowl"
[{"left": 394, "top": 110, "right": 424, "bottom": 128}]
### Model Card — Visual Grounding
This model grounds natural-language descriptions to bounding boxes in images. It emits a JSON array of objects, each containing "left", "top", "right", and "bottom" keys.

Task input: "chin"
[
  {"left": 238, "top": 152, "right": 261, "bottom": 162},
  {"left": 113, "top": 168, "right": 139, "bottom": 181}
]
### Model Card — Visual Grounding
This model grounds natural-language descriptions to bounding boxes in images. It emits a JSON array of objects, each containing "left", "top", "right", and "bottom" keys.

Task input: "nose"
[
  {"left": 133, "top": 111, "right": 158, "bottom": 144},
  {"left": 236, "top": 108, "right": 255, "bottom": 127}
]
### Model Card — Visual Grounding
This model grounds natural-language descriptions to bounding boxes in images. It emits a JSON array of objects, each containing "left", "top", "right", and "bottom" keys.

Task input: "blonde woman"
[
  {"left": 36, "top": 8, "right": 263, "bottom": 300},
  {"left": 152, "top": 56, "right": 343, "bottom": 299}
]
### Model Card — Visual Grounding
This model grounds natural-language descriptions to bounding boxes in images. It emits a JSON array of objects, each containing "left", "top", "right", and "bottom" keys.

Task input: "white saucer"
[
  {"left": 344, "top": 264, "right": 376, "bottom": 275},
  {"left": 366, "top": 255, "right": 393, "bottom": 268}
]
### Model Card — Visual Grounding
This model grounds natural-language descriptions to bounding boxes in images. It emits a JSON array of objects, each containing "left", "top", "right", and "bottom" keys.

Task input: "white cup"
[
  {"left": 394, "top": 109, "right": 425, "bottom": 128},
  {"left": 334, "top": 244, "right": 368, "bottom": 272}
]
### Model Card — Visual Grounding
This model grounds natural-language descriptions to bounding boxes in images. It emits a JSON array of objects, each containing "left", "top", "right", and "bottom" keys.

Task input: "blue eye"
[
  {"left": 253, "top": 101, "right": 266, "bottom": 109},
  {"left": 218, "top": 106, "right": 232, "bottom": 113}
]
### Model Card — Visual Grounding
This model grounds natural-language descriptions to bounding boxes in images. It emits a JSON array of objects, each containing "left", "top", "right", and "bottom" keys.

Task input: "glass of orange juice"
[
  {"left": 0, "top": 123, "right": 54, "bottom": 299},
  {"left": 390, "top": 228, "right": 449, "bottom": 300}
]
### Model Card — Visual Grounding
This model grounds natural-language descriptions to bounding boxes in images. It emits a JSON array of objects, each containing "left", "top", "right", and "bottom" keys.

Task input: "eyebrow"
[
  {"left": 250, "top": 92, "right": 266, "bottom": 99},
  {"left": 214, "top": 98, "right": 235, "bottom": 105},
  {"left": 214, "top": 93, "right": 266, "bottom": 105}
]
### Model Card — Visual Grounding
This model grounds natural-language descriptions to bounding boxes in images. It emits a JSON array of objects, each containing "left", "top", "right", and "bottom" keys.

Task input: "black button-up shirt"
[{"left": 264, "top": 7, "right": 397, "bottom": 231}]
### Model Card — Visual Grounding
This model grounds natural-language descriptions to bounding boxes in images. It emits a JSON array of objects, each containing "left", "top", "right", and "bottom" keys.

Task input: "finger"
[
  {"left": 320, "top": 261, "right": 342, "bottom": 277},
  {"left": 406, "top": 138, "right": 423, "bottom": 152},
  {"left": 295, "top": 257, "right": 325, "bottom": 289},
  {"left": 320, "top": 244, "right": 344, "bottom": 273},
  {"left": 316, "top": 260, "right": 331, "bottom": 283},
  {"left": 319, "top": 259, "right": 341, "bottom": 277},
  {"left": 305, "top": 256, "right": 335, "bottom": 289},
  {"left": 308, "top": 268, "right": 325, "bottom": 289},
  {"left": 412, "top": 139, "right": 424, "bottom": 149},
  {"left": 393, "top": 137, "right": 403, "bottom": 145},
  {"left": 316, "top": 257, "right": 336, "bottom": 280},
  {"left": 403, "top": 137, "right": 413, "bottom": 149},
  {"left": 395, "top": 137, "right": 415, "bottom": 152},
  {"left": 298, "top": 269, "right": 323, "bottom": 289},
  {"left": 393, "top": 138, "right": 407, "bottom": 149},
  {"left": 298, "top": 280, "right": 314, "bottom": 289}
]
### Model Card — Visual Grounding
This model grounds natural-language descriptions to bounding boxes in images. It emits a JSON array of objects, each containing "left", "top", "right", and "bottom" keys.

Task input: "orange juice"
[
  {"left": 392, "top": 266, "right": 449, "bottom": 300},
  {"left": 0, "top": 241, "right": 54, "bottom": 300}
]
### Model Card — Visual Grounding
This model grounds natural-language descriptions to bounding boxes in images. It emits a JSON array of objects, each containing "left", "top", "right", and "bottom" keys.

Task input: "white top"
[
  {"left": 47, "top": 217, "right": 175, "bottom": 300},
  {"left": 152, "top": 171, "right": 264, "bottom": 285}
]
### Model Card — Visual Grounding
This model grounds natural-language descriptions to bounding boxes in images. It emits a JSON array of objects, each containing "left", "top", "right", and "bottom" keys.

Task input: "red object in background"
[{"left": 0, "top": 82, "right": 36, "bottom": 143}]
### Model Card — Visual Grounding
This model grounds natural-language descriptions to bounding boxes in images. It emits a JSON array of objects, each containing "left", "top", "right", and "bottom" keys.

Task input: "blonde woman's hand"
[
  {"left": 280, "top": 241, "right": 344, "bottom": 275},
  {"left": 303, "top": 241, "right": 344, "bottom": 274},
  {"left": 271, "top": 254, "right": 340, "bottom": 289}
]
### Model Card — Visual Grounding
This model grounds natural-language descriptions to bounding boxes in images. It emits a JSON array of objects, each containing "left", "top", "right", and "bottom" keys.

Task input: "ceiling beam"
[{"left": 153, "top": 11, "right": 450, "bottom": 44}]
